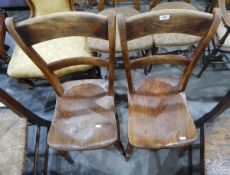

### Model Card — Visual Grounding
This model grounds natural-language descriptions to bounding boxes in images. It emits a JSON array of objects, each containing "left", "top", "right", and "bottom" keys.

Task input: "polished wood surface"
[
  {"left": 48, "top": 79, "right": 117, "bottom": 150},
  {"left": 6, "top": 12, "right": 122, "bottom": 152},
  {"left": 118, "top": 9, "right": 221, "bottom": 149},
  {"left": 128, "top": 78, "right": 197, "bottom": 149}
]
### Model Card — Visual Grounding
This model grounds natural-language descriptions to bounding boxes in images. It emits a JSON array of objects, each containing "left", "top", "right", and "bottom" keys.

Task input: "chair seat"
[
  {"left": 8, "top": 36, "right": 93, "bottom": 78},
  {"left": 151, "top": 4, "right": 200, "bottom": 46},
  {"left": 47, "top": 79, "right": 118, "bottom": 151},
  {"left": 151, "top": 2, "right": 198, "bottom": 11},
  {"left": 0, "top": 109, "right": 27, "bottom": 175},
  {"left": 205, "top": 115, "right": 230, "bottom": 175},
  {"left": 87, "top": 7, "right": 153, "bottom": 53},
  {"left": 128, "top": 77, "right": 197, "bottom": 149},
  {"left": 216, "top": 12, "right": 230, "bottom": 50}
]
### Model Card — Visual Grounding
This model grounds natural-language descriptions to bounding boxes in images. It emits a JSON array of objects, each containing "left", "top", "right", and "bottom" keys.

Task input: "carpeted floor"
[{"left": 1, "top": 0, "right": 230, "bottom": 174}]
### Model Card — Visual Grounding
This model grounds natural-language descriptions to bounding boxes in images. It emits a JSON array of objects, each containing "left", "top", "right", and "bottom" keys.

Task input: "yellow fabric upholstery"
[
  {"left": 8, "top": 37, "right": 93, "bottom": 78},
  {"left": 0, "top": 109, "right": 27, "bottom": 175},
  {"left": 216, "top": 13, "right": 230, "bottom": 49},
  {"left": 31, "top": 0, "right": 72, "bottom": 16}
]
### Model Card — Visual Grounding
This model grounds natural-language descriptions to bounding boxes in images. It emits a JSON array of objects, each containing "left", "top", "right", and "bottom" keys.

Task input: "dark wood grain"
[
  {"left": 118, "top": 9, "right": 221, "bottom": 150},
  {"left": 125, "top": 10, "right": 213, "bottom": 41},
  {"left": 130, "top": 55, "right": 190, "bottom": 69},
  {"left": 128, "top": 78, "right": 197, "bottom": 149},
  {"left": 149, "top": 0, "right": 191, "bottom": 9},
  {"left": 48, "top": 57, "right": 109, "bottom": 71},
  {"left": 48, "top": 79, "right": 118, "bottom": 151},
  {"left": 12, "top": 12, "right": 108, "bottom": 45}
]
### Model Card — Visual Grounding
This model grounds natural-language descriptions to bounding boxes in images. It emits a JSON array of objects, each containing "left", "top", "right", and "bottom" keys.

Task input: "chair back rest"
[
  {"left": 118, "top": 9, "right": 221, "bottom": 94},
  {"left": 27, "top": 0, "right": 75, "bottom": 17},
  {"left": 98, "top": 0, "right": 140, "bottom": 11},
  {"left": 6, "top": 12, "right": 116, "bottom": 97}
]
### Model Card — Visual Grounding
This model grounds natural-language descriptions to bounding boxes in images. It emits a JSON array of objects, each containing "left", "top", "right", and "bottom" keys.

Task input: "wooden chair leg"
[
  {"left": 125, "top": 142, "right": 134, "bottom": 159},
  {"left": 114, "top": 140, "right": 125, "bottom": 156},
  {"left": 33, "top": 126, "right": 41, "bottom": 175},
  {"left": 57, "top": 150, "right": 74, "bottom": 164},
  {"left": 188, "top": 146, "right": 193, "bottom": 175},
  {"left": 197, "top": 56, "right": 212, "bottom": 78},
  {"left": 200, "top": 125, "right": 205, "bottom": 175},
  {"left": 43, "top": 129, "right": 49, "bottom": 175}
]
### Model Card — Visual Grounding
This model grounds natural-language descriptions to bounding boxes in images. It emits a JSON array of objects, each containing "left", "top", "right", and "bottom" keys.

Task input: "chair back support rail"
[
  {"left": 5, "top": 12, "right": 116, "bottom": 97},
  {"left": 118, "top": 9, "right": 221, "bottom": 94}
]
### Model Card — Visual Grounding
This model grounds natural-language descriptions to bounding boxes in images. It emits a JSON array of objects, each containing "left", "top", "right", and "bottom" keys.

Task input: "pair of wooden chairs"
[{"left": 6, "top": 7, "right": 221, "bottom": 163}]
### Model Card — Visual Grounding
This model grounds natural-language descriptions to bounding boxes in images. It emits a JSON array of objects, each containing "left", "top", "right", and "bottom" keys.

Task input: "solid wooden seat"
[
  {"left": 87, "top": 7, "right": 153, "bottom": 53},
  {"left": 128, "top": 77, "right": 196, "bottom": 149},
  {"left": 205, "top": 115, "right": 230, "bottom": 175},
  {"left": 48, "top": 79, "right": 117, "bottom": 150},
  {"left": 118, "top": 9, "right": 221, "bottom": 152}
]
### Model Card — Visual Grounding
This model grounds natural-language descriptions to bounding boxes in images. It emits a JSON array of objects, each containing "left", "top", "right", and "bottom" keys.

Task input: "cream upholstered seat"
[
  {"left": 8, "top": 37, "right": 93, "bottom": 78},
  {"left": 8, "top": 0, "right": 93, "bottom": 79},
  {"left": 0, "top": 109, "right": 27, "bottom": 175},
  {"left": 87, "top": 7, "right": 153, "bottom": 53},
  {"left": 151, "top": 4, "right": 200, "bottom": 47}
]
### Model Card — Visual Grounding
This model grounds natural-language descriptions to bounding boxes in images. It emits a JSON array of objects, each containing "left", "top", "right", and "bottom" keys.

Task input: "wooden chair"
[
  {"left": 0, "top": 87, "right": 50, "bottom": 174},
  {"left": 6, "top": 12, "right": 124, "bottom": 154},
  {"left": 7, "top": 0, "right": 97, "bottom": 84},
  {"left": 197, "top": 0, "right": 230, "bottom": 77},
  {"left": 118, "top": 8, "right": 221, "bottom": 157}
]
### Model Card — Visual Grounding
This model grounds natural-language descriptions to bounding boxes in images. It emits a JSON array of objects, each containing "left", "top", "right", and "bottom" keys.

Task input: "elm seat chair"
[
  {"left": 118, "top": 9, "right": 221, "bottom": 155},
  {"left": 7, "top": 0, "right": 95, "bottom": 80},
  {"left": 197, "top": 0, "right": 230, "bottom": 77},
  {"left": 87, "top": 0, "right": 153, "bottom": 57},
  {"left": 6, "top": 12, "right": 125, "bottom": 153}
]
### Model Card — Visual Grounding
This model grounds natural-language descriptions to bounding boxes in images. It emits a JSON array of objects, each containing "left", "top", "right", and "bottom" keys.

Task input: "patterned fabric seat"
[
  {"left": 151, "top": 4, "right": 200, "bottom": 46},
  {"left": 0, "top": 109, "right": 27, "bottom": 175},
  {"left": 205, "top": 115, "right": 230, "bottom": 175}
]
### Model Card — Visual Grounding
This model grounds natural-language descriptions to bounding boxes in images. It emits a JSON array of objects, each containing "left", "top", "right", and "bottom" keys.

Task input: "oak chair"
[
  {"left": 0, "top": 87, "right": 51, "bottom": 175},
  {"left": 118, "top": 8, "right": 221, "bottom": 157},
  {"left": 197, "top": 0, "right": 230, "bottom": 77},
  {"left": 98, "top": 0, "right": 140, "bottom": 11},
  {"left": 7, "top": 0, "right": 97, "bottom": 84},
  {"left": 6, "top": 11, "right": 124, "bottom": 155}
]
